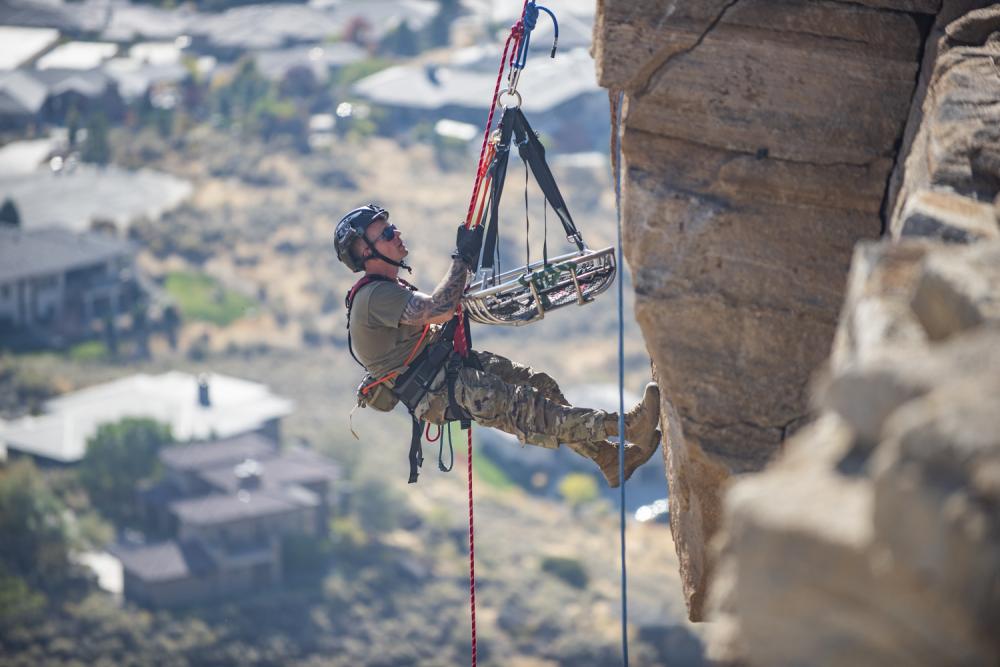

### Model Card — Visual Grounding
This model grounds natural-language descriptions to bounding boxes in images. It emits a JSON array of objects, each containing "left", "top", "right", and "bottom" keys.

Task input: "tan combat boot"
[
  {"left": 627, "top": 382, "right": 661, "bottom": 449},
  {"left": 605, "top": 382, "right": 661, "bottom": 450},
  {"left": 591, "top": 435, "right": 662, "bottom": 488},
  {"left": 590, "top": 382, "right": 663, "bottom": 487}
]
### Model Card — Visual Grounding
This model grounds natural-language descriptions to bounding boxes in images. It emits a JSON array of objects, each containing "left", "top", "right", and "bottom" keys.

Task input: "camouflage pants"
[{"left": 414, "top": 350, "right": 611, "bottom": 453}]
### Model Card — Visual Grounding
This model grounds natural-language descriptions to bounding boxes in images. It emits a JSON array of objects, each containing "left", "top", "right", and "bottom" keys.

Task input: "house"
[
  {"left": 350, "top": 46, "right": 607, "bottom": 152},
  {"left": 29, "top": 67, "right": 124, "bottom": 123},
  {"left": 0, "top": 162, "right": 193, "bottom": 233},
  {"left": 0, "top": 227, "right": 140, "bottom": 345},
  {"left": 0, "top": 26, "right": 60, "bottom": 71},
  {"left": 119, "top": 433, "right": 340, "bottom": 608},
  {"left": 0, "top": 70, "right": 47, "bottom": 130},
  {"left": 188, "top": 5, "right": 343, "bottom": 59},
  {"left": 101, "top": 5, "right": 197, "bottom": 43},
  {"left": 0, "top": 0, "right": 107, "bottom": 35},
  {"left": 0, "top": 371, "right": 294, "bottom": 464},
  {"left": 253, "top": 43, "right": 367, "bottom": 85},
  {"left": 36, "top": 41, "right": 119, "bottom": 71}
]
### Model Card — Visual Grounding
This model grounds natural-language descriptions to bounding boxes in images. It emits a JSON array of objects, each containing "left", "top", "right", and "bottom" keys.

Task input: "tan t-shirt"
[{"left": 350, "top": 281, "right": 431, "bottom": 381}]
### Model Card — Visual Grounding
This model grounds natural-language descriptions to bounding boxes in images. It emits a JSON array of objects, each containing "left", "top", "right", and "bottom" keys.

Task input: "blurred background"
[{"left": 0, "top": 1, "right": 702, "bottom": 664}]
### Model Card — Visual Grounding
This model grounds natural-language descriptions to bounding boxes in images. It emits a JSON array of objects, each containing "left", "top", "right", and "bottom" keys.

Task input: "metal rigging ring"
[{"left": 497, "top": 87, "right": 522, "bottom": 109}]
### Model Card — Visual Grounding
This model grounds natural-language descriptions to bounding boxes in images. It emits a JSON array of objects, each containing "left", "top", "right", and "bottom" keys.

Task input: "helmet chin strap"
[{"left": 362, "top": 240, "right": 412, "bottom": 273}]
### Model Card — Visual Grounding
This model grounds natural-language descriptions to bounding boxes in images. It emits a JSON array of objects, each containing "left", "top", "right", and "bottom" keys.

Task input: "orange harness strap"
[{"left": 360, "top": 323, "right": 431, "bottom": 396}]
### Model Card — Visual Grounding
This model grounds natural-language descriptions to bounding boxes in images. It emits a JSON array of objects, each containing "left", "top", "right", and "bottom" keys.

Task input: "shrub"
[
  {"left": 67, "top": 340, "right": 109, "bottom": 363},
  {"left": 164, "top": 271, "right": 256, "bottom": 326},
  {"left": 540, "top": 556, "right": 588, "bottom": 589},
  {"left": 79, "top": 418, "right": 173, "bottom": 525},
  {"left": 558, "top": 473, "right": 599, "bottom": 509},
  {"left": 0, "top": 460, "right": 71, "bottom": 589}
]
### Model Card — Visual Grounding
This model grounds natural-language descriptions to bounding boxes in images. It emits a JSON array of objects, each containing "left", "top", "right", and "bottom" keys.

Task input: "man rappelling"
[{"left": 335, "top": 203, "right": 662, "bottom": 486}]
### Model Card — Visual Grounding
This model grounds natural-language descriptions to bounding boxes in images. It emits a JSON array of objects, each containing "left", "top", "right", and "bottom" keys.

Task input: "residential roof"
[
  {"left": 192, "top": 5, "right": 342, "bottom": 52},
  {"left": 114, "top": 539, "right": 216, "bottom": 583},
  {"left": 102, "top": 57, "right": 187, "bottom": 100},
  {"left": 102, "top": 5, "right": 197, "bottom": 42},
  {"left": 323, "top": 0, "right": 437, "bottom": 37},
  {"left": 0, "top": 371, "right": 293, "bottom": 464},
  {"left": 37, "top": 41, "right": 118, "bottom": 71},
  {"left": 0, "top": 70, "right": 48, "bottom": 116},
  {"left": 197, "top": 446, "right": 340, "bottom": 494},
  {"left": 29, "top": 67, "right": 113, "bottom": 98},
  {"left": 462, "top": 0, "right": 594, "bottom": 24},
  {"left": 254, "top": 43, "right": 366, "bottom": 82},
  {"left": 0, "top": 0, "right": 106, "bottom": 34},
  {"left": 0, "top": 163, "right": 192, "bottom": 232},
  {"left": 0, "top": 26, "right": 60, "bottom": 71},
  {"left": 0, "top": 137, "right": 58, "bottom": 178},
  {"left": 0, "top": 227, "right": 133, "bottom": 284},
  {"left": 169, "top": 487, "right": 315, "bottom": 527},
  {"left": 351, "top": 46, "right": 600, "bottom": 114},
  {"left": 128, "top": 42, "right": 183, "bottom": 67},
  {"left": 160, "top": 432, "right": 278, "bottom": 473}
]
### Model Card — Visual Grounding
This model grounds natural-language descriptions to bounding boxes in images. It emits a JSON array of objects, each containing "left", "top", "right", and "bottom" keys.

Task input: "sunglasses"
[{"left": 369, "top": 224, "right": 397, "bottom": 243}]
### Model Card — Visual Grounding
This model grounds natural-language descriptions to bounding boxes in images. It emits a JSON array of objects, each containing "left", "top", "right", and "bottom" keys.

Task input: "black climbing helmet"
[{"left": 334, "top": 203, "right": 390, "bottom": 273}]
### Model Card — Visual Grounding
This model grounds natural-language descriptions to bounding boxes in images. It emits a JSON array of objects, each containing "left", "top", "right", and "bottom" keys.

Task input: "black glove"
[{"left": 452, "top": 223, "right": 484, "bottom": 268}]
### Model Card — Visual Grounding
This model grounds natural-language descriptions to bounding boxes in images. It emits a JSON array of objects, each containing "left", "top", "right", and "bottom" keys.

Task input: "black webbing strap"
[
  {"left": 479, "top": 107, "right": 584, "bottom": 275},
  {"left": 510, "top": 109, "right": 584, "bottom": 251},
  {"left": 407, "top": 414, "right": 423, "bottom": 483},
  {"left": 481, "top": 108, "right": 517, "bottom": 273}
]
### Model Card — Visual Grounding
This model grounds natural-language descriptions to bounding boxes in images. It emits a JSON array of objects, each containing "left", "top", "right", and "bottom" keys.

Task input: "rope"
[
  {"left": 611, "top": 89, "right": 630, "bottom": 667},
  {"left": 466, "top": 426, "right": 477, "bottom": 666},
  {"left": 463, "top": 0, "right": 529, "bottom": 231},
  {"left": 461, "top": 7, "right": 529, "bottom": 665}
]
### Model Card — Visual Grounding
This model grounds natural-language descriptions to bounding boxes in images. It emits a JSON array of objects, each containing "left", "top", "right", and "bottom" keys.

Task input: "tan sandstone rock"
[
  {"left": 888, "top": 1, "right": 1000, "bottom": 237},
  {"left": 708, "top": 240, "right": 1000, "bottom": 664},
  {"left": 594, "top": 0, "right": 933, "bottom": 619}
]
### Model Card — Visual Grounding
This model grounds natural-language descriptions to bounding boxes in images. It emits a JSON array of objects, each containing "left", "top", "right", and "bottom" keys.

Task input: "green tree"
[
  {"left": 78, "top": 418, "right": 173, "bottom": 525},
  {"left": 426, "top": 0, "right": 460, "bottom": 47},
  {"left": 383, "top": 20, "right": 419, "bottom": 56},
  {"left": 0, "top": 567, "right": 46, "bottom": 623},
  {"left": 81, "top": 112, "right": 111, "bottom": 165},
  {"left": 0, "top": 460, "right": 70, "bottom": 590},
  {"left": 354, "top": 477, "right": 401, "bottom": 535},
  {"left": 0, "top": 198, "right": 21, "bottom": 227},
  {"left": 66, "top": 103, "right": 80, "bottom": 149}
]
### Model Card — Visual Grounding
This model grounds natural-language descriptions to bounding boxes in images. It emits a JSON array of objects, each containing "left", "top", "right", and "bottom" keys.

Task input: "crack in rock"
[{"left": 635, "top": 0, "right": 742, "bottom": 97}]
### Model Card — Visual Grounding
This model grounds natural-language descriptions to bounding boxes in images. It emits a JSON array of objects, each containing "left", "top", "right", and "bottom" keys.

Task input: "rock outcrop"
[
  {"left": 707, "top": 241, "right": 1000, "bottom": 665},
  {"left": 593, "top": 0, "right": 938, "bottom": 619},
  {"left": 888, "top": 3, "right": 1000, "bottom": 241},
  {"left": 632, "top": 0, "right": 1000, "bottom": 662}
]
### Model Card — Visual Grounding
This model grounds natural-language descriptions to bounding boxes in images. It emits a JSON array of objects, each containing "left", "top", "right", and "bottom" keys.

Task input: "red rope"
[
  {"left": 463, "top": 2, "right": 529, "bottom": 230},
  {"left": 463, "top": 8, "right": 529, "bottom": 665},
  {"left": 424, "top": 422, "right": 441, "bottom": 443},
  {"left": 466, "top": 426, "right": 477, "bottom": 666}
]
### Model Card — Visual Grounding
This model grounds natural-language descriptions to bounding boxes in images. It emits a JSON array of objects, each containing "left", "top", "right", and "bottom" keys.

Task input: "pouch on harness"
[{"left": 345, "top": 276, "right": 476, "bottom": 483}]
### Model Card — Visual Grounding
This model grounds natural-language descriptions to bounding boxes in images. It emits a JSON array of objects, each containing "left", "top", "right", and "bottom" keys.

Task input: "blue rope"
[
  {"left": 613, "top": 90, "right": 629, "bottom": 667},
  {"left": 513, "top": 2, "right": 559, "bottom": 69}
]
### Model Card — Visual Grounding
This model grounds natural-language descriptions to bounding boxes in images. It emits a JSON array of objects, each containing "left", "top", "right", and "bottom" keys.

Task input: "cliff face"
[
  {"left": 706, "top": 5, "right": 1000, "bottom": 663},
  {"left": 593, "top": 0, "right": 938, "bottom": 619},
  {"left": 593, "top": 0, "right": 1000, "bottom": 647}
]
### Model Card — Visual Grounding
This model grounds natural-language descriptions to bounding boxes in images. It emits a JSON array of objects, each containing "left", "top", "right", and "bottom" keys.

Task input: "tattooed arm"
[{"left": 399, "top": 258, "right": 470, "bottom": 326}]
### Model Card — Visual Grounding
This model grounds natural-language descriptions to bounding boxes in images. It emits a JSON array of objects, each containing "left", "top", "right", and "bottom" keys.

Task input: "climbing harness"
[
  {"left": 458, "top": 6, "right": 615, "bottom": 327},
  {"left": 345, "top": 275, "right": 469, "bottom": 483}
]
